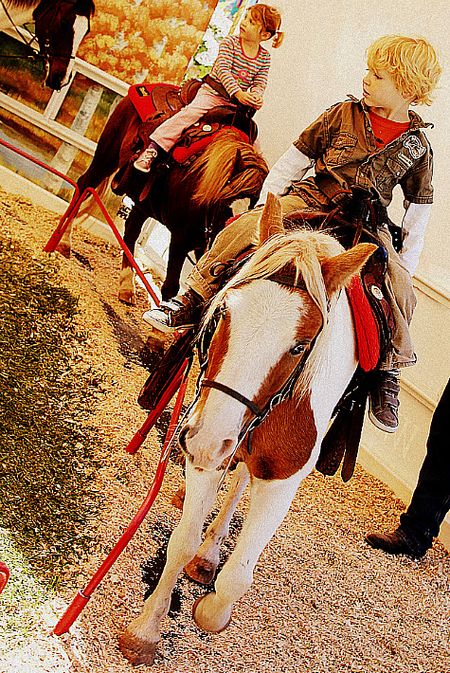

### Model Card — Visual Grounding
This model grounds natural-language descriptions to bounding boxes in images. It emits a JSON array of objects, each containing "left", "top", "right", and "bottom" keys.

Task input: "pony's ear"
[
  {"left": 321, "top": 243, "right": 377, "bottom": 295},
  {"left": 258, "top": 192, "right": 284, "bottom": 245}
]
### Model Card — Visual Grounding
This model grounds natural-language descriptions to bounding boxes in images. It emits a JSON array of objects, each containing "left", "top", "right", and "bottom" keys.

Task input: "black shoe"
[
  {"left": 369, "top": 370, "right": 400, "bottom": 433},
  {"left": 365, "top": 527, "right": 428, "bottom": 559},
  {"left": 142, "top": 289, "right": 203, "bottom": 334}
]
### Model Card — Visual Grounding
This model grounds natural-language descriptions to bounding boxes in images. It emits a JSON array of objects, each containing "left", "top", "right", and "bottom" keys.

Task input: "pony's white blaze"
[
  {"left": 188, "top": 280, "right": 304, "bottom": 469},
  {"left": 58, "top": 15, "right": 89, "bottom": 87}
]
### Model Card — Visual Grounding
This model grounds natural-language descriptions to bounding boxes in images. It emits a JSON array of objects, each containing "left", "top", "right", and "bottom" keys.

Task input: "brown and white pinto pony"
[
  {"left": 0, "top": 0, "right": 94, "bottom": 90},
  {"left": 118, "top": 194, "right": 376, "bottom": 666}
]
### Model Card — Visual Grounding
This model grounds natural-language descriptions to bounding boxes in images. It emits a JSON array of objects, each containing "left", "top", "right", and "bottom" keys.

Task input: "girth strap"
[{"left": 201, "top": 379, "right": 263, "bottom": 417}]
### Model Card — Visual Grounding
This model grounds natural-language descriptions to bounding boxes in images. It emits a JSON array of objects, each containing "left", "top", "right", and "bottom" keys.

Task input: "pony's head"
[
  {"left": 188, "top": 130, "right": 269, "bottom": 208},
  {"left": 180, "top": 194, "right": 376, "bottom": 471},
  {"left": 33, "top": 0, "right": 94, "bottom": 90}
]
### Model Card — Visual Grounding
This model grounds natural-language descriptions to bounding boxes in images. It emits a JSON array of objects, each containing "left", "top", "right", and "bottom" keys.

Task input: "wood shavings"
[{"left": 0, "top": 189, "right": 449, "bottom": 673}]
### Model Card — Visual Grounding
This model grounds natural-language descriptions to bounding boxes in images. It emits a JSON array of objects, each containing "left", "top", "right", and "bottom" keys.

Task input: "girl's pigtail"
[{"left": 272, "top": 31, "right": 284, "bottom": 48}]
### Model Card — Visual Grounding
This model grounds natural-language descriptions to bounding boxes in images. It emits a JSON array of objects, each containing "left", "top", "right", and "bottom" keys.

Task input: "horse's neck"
[
  {"left": 0, "top": 2, "right": 36, "bottom": 30},
  {"left": 310, "top": 291, "right": 357, "bottom": 440}
]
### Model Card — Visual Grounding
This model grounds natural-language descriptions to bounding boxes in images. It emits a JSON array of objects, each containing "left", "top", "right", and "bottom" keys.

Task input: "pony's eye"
[{"left": 289, "top": 342, "right": 307, "bottom": 356}]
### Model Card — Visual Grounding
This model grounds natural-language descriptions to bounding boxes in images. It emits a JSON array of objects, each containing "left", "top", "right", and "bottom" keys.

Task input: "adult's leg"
[
  {"left": 400, "top": 378, "right": 450, "bottom": 544},
  {"left": 366, "top": 379, "right": 450, "bottom": 556}
]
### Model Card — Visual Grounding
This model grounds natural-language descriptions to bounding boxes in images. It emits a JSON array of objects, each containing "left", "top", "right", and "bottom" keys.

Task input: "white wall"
[{"left": 255, "top": 0, "right": 450, "bottom": 546}]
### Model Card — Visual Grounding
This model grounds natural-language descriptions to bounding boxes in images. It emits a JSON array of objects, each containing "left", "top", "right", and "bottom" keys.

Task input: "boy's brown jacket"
[{"left": 292, "top": 97, "right": 434, "bottom": 208}]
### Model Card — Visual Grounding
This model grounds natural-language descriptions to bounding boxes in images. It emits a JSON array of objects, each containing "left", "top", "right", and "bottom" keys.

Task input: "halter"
[
  {"left": 0, "top": 0, "right": 92, "bottom": 63},
  {"left": 0, "top": 0, "right": 40, "bottom": 55},
  {"left": 195, "top": 268, "right": 326, "bottom": 472}
]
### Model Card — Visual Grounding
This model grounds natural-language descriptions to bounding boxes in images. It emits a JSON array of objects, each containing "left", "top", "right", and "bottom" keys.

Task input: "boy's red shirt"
[{"left": 368, "top": 109, "right": 410, "bottom": 148}]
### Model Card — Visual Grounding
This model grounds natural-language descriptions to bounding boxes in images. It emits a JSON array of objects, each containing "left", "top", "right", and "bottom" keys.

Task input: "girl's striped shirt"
[{"left": 209, "top": 35, "right": 271, "bottom": 99}]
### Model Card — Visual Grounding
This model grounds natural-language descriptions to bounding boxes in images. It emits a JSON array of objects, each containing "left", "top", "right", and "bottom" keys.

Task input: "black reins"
[
  {"left": 0, "top": 0, "right": 40, "bottom": 55},
  {"left": 0, "top": 0, "right": 92, "bottom": 62}
]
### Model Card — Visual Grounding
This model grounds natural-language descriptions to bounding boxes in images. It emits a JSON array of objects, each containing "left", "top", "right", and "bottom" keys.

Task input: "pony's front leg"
[
  {"left": 193, "top": 471, "right": 304, "bottom": 633},
  {"left": 119, "top": 460, "right": 222, "bottom": 666},
  {"left": 118, "top": 205, "right": 147, "bottom": 305},
  {"left": 185, "top": 462, "right": 250, "bottom": 585}
]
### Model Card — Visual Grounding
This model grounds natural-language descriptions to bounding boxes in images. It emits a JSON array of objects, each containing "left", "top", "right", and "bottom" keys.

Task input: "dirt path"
[{"left": 0, "top": 189, "right": 448, "bottom": 673}]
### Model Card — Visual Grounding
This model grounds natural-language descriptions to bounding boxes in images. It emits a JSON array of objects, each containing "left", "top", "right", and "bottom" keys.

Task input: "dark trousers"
[{"left": 400, "top": 378, "right": 450, "bottom": 550}]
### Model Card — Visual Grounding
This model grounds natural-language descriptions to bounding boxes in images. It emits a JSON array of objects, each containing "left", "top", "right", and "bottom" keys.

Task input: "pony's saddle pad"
[{"left": 128, "top": 80, "right": 257, "bottom": 163}]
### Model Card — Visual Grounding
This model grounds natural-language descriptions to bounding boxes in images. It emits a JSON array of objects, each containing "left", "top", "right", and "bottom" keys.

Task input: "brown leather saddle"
[{"left": 112, "top": 79, "right": 258, "bottom": 198}]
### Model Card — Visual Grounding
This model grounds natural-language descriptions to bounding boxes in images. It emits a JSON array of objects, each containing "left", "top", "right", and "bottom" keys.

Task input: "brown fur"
[
  {"left": 189, "top": 129, "right": 268, "bottom": 207},
  {"left": 245, "top": 396, "right": 317, "bottom": 480}
]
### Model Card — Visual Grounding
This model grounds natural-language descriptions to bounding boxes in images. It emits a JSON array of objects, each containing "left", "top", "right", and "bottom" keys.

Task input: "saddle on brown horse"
[{"left": 112, "top": 79, "right": 258, "bottom": 198}]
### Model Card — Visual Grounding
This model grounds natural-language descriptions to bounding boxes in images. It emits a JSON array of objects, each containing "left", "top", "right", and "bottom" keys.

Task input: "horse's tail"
[{"left": 188, "top": 130, "right": 269, "bottom": 207}]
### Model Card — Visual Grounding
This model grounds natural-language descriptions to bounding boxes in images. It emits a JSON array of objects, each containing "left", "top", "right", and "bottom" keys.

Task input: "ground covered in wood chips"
[{"left": 0, "top": 189, "right": 448, "bottom": 673}]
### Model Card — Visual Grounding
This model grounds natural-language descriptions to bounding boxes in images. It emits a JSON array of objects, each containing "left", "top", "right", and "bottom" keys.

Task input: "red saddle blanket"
[
  {"left": 128, "top": 82, "right": 178, "bottom": 121},
  {"left": 346, "top": 275, "right": 380, "bottom": 371},
  {"left": 128, "top": 82, "right": 250, "bottom": 164}
]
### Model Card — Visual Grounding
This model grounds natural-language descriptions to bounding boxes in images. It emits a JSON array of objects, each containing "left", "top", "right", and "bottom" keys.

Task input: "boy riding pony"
[{"left": 144, "top": 35, "right": 442, "bottom": 435}]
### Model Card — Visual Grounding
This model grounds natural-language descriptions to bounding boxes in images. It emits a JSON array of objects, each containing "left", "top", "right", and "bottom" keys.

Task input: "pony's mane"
[
  {"left": 203, "top": 226, "right": 344, "bottom": 399},
  {"left": 187, "top": 129, "right": 268, "bottom": 207}
]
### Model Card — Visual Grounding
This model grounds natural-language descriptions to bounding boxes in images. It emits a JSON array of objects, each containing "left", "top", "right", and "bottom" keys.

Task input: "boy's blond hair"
[{"left": 367, "top": 35, "right": 442, "bottom": 105}]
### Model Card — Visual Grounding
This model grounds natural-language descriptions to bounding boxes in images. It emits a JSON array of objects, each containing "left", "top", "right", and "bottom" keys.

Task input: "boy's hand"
[{"left": 235, "top": 90, "right": 263, "bottom": 109}]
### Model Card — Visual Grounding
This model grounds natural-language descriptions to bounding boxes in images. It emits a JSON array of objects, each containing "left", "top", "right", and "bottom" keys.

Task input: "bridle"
[
  {"left": 0, "top": 0, "right": 40, "bottom": 55},
  {"left": 33, "top": 0, "right": 92, "bottom": 61},
  {"left": 196, "top": 269, "right": 327, "bottom": 471},
  {"left": 0, "top": 0, "right": 92, "bottom": 62}
]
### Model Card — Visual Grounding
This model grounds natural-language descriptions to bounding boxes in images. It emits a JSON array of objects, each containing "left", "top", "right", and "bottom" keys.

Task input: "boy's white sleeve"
[
  {"left": 256, "top": 145, "right": 313, "bottom": 206},
  {"left": 400, "top": 201, "right": 432, "bottom": 276}
]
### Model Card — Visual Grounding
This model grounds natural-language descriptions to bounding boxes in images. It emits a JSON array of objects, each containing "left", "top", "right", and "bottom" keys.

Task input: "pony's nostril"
[{"left": 178, "top": 425, "right": 190, "bottom": 451}]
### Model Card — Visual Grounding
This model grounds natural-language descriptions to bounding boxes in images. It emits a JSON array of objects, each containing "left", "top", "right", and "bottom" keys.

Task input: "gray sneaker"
[
  {"left": 369, "top": 370, "right": 400, "bottom": 433},
  {"left": 142, "top": 291, "right": 202, "bottom": 334},
  {"left": 134, "top": 146, "right": 158, "bottom": 172}
]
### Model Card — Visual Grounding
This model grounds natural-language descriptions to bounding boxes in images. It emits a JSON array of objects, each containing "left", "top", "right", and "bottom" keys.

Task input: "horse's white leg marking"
[
  {"left": 122, "top": 461, "right": 222, "bottom": 648},
  {"left": 185, "top": 462, "right": 250, "bottom": 583},
  {"left": 193, "top": 466, "right": 311, "bottom": 632}
]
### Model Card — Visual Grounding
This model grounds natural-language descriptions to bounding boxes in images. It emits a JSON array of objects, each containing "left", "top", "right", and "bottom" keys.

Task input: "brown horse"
[
  {"left": 0, "top": 0, "right": 94, "bottom": 90},
  {"left": 56, "top": 92, "right": 268, "bottom": 303},
  {"left": 117, "top": 194, "right": 377, "bottom": 665}
]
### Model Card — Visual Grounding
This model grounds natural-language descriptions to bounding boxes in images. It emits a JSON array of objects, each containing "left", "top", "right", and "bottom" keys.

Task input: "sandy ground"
[{"left": 0, "top": 189, "right": 449, "bottom": 673}]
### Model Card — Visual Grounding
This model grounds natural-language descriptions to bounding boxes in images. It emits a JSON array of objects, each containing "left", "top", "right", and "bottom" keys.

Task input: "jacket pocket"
[
  {"left": 376, "top": 156, "right": 410, "bottom": 195},
  {"left": 326, "top": 132, "right": 357, "bottom": 165}
]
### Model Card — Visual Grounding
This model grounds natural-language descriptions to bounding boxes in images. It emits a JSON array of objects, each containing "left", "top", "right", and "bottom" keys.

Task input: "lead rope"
[{"left": 0, "top": 0, "right": 40, "bottom": 54}]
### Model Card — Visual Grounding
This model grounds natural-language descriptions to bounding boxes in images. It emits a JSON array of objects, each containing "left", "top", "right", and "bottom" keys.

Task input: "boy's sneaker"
[
  {"left": 143, "top": 290, "right": 203, "bottom": 333},
  {"left": 369, "top": 370, "right": 400, "bottom": 433},
  {"left": 134, "top": 144, "right": 159, "bottom": 172}
]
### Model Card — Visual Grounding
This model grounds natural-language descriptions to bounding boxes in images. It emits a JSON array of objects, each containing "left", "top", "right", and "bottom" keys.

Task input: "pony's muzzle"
[{"left": 179, "top": 424, "right": 237, "bottom": 468}]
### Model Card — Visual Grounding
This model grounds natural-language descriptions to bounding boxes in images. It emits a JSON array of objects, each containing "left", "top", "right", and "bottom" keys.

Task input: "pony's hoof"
[
  {"left": 192, "top": 593, "right": 232, "bottom": 633},
  {"left": 171, "top": 486, "right": 185, "bottom": 510},
  {"left": 118, "top": 289, "right": 136, "bottom": 305},
  {"left": 184, "top": 556, "right": 216, "bottom": 585},
  {"left": 55, "top": 242, "right": 71, "bottom": 259},
  {"left": 118, "top": 631, "right": 157, "bottom": 666}
]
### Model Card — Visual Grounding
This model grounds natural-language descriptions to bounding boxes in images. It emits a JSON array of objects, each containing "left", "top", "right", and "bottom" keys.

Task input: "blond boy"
[{"left": 144, "top": 35, "right": 442, "bottom": 433}]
